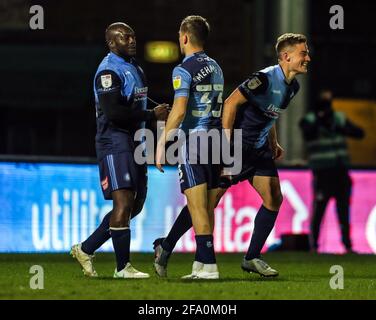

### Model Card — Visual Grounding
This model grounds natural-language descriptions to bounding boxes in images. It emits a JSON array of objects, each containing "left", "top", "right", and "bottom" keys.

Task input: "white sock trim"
[{"left": 109, "top": 227, "right": 130, "bottom": 231}]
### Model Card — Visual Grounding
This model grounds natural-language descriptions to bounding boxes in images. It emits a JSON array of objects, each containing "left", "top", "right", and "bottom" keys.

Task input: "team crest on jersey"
[
  {"left": 173, "top": 75, "right": 182, "bottom": 90},
  {"left": 100, "top": 74, "right": 112, "bottom": 88},
  {"left": 247, "top": 76, "right": 262, "bottom": 90}
]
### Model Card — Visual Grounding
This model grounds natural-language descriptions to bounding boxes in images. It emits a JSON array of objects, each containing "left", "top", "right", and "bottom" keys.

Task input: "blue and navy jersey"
[
  {"left": 94, "top": 52, "right": 148, "bottom": 160},
  {"left": 172, "top": 51, "right": 224, "bottom": 134},
  {"left": 236, "top": 64, "right": 300, "bottom": 148}
]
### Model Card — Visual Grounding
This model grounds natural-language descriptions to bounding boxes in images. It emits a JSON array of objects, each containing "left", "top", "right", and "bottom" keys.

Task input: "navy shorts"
[
  {"left": 178, "top": 132, "right": 221, "bottom": 193},
  {"left": 98, "top": 152, "right": 147, "bottom": 200},
  {"left": 229, "top": 142, "right": 278, "bottom": 186}
]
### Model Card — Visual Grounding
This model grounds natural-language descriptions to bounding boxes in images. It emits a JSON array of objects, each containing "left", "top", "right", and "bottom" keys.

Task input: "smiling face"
[
  {"left": 286, "top": 42, "right": 311, "bottom": 74},
  {"left": 276, "top": 34, "right": 310, "bottom": 78}
]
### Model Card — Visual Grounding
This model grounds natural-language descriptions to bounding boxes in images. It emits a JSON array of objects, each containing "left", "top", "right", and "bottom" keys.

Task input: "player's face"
[
  {"left": 288, "top": 42, "right": 310, "bottom": 74},
  {"left": 116, "top": 28, "right": 137, "bottom": 57}
]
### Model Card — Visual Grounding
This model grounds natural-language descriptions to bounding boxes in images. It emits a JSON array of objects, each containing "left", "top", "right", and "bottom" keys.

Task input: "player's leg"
[
  {"left": 183, "top": 183, "right": 219, "bottom": 279},
  {"left": 154, "top": 187, "right": 226, "bottom": 277},
  {"left": 241, "top": 175, "right": 281, "bottom": 277},
  {"left": 334, "top": 171, "right": 353, "bottom": 252},
  {"left": 107, "top": 154, "right": 149, "bottom": 278},
  {"left": 71, "top": 156, "right": 114, "bottom": 277},
  {"left": 182, "top": 187, "right": 223, "bottom": 279},
  {"left": 130, "top": 164, "right": 148, "bottom": 219},
  {"left": 249, "top": 175, "right": 282, "bottom": 251},
  {"left": 182, "top": 159, "right": 223, "bottom": 279},
  {"left": 72, "top": 210, "right": 112, "bottom": 276},
  {"left": 110, "top": 188, "right": 134, "bottom": 273},
  {"left": 153, "top": 162, "right": 201, "bottom": 277},
  {"left": 110, "top": 188, "right": 149, "bottom": 279},
  {"left": 159, "top": 186, "right": 225, "bottom": 251},
  {"left": 208, "top": 188, "right": 226, "bottom": 233},
  {"left": 80, "top": 211, "right": 112, "bottom": 256},
  {"left": 153, "top": 205, "right": 192, "bottom": 277},
  {"left": 157, "top": 206, "right": 192, "bottom": 253}
]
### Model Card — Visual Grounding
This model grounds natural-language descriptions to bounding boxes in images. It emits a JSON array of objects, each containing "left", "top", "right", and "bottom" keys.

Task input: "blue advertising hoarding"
[{"left": 0, "top": 162, "right": 185, "bottom": 252}]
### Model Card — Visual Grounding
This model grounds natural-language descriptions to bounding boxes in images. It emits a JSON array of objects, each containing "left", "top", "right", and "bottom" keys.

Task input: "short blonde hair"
[{"left": 275, "top": 33, "right": 307, "bottom": 59}]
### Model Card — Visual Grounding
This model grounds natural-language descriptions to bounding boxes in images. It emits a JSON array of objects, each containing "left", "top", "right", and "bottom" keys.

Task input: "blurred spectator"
[{"left": 299, "top": 89, "right": 365, "bottom": 253}]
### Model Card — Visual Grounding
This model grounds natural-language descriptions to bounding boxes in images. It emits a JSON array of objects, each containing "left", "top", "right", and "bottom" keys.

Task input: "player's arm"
[
  {"left": 223, "top": 72, "right": 269, "bottom": 140},
  {"left": 95, "top": 70, "right": 167, "bottom": 128},
  {"left": 156, "top": 67, "right": 191, "bottom": 172},
  {"left": 163, "top": 97, "right": 188, "bottom": 140},
  {"left": 268, "top": 124, "right": 284, "bottom": 160},
  {"left": 219, "top": 89, "right": 247, "bottom": 179},
  {"left": 156, "top": 97, "right": 188, "bottom": 172},
  {"left": 222, "top": 89, "right": 247, "bottom": 140}
]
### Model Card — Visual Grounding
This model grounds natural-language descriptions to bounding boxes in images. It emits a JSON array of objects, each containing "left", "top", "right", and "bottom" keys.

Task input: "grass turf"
[{"left": 0, "top": 252, "right": 375, "bottom": 300}]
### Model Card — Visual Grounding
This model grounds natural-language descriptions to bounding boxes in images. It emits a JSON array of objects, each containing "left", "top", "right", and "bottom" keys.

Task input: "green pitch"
[{"left": 0, "top": 252, "right": 375, "bottom": 300}]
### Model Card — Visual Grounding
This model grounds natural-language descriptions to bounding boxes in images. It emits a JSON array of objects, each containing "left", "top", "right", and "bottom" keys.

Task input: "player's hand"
[
  {"left": 155, "top": 142, "right": 165, "bottom": 173},
  {"left": 153, "top": 104, "right": 170, "bottom": 121},
  {"left": 271, "top": 142, "right": 284, "bottom": 160}
]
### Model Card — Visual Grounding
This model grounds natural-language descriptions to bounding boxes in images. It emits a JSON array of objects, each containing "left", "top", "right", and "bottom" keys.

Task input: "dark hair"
[
  {"left": 180, "top": 15, "right": 210, "bottom": 47},
  {"left": 275, "top": 33, "right": 307, "bottom": 59}
]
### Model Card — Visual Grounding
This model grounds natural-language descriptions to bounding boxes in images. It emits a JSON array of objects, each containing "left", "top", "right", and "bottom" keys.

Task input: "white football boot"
[
  {"left": 70, "top": 243, "right": 98, "bottom": 277},
  {"left": 182, "top": 261, "right": 219, "bottom": 279},
  {"left": 181, "top": 261, "right": 204, "bottom": 279},
  {"left": 194, "top": 263, "right": 219, "bottom": 279},
  {"left": 113, "top": 262, "right": 150, "bottom": 279},
  {"left": 241, "top": 257, "right": 279, "bottom": 277}
]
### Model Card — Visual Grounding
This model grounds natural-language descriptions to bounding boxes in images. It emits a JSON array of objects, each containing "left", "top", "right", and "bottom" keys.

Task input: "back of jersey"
[{"left": 172, "top": 51, "right": 224, "bottom": 134}]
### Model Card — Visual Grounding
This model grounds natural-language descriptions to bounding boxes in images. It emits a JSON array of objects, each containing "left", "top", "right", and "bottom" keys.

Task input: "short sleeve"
[
  {"left": 95, "top": 70, "right": 122, "bottom": 95},
  {"left": 172, "top": 66, "right": 192, "bottom": 98},
  {"left": 238, "top": 72, "right": 269, "bottom": 101}
]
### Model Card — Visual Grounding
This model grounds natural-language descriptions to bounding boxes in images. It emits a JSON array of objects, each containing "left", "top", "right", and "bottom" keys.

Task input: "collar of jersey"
[
  {"left": 277, "top": 64, "right": 295, "bottom": 86},
  {"left": 182, "top": 50, "right": 205, "bottom": 63},
  {"left": 109, "top": 52, "right": 135, "bottom": 64}
]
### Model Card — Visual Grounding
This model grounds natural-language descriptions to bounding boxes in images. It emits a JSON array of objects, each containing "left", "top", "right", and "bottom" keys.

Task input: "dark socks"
[
  {"left": 110, "top": 228, "right": 131, "bottom": 272},
  {"left": 81, "top": 211, "right": 112, "bottom": 255},
  {"left": 162, "top": 205, "right": 192, "bottom": 252},
  {"left": 195, "top": 235, "right": 216, "bottom": 264},
  {"left": 245, "top": 205, "right": 278, "bottom": 260}
]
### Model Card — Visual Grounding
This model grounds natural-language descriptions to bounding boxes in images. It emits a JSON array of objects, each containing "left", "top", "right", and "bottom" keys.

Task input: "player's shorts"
[
  {"left": 178, "top": 130, "right": 221, "bottom": 193},
  {"left": 98, "top": 152, "right": 147, "bottom": 200},
  {"left": 228, "top": 142, "right": 278, "bottom": 186}
]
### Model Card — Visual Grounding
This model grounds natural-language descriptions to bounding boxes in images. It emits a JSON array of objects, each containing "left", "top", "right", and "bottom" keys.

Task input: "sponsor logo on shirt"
[
  {"left": 134, "top": 86, "right": 148, "bottom": 102},
  {"left": 263, "top": 104, "right": 284, "bottom": 119},
  {"left": 135, "top": 87, "right": 148, "bottom": 94}
]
